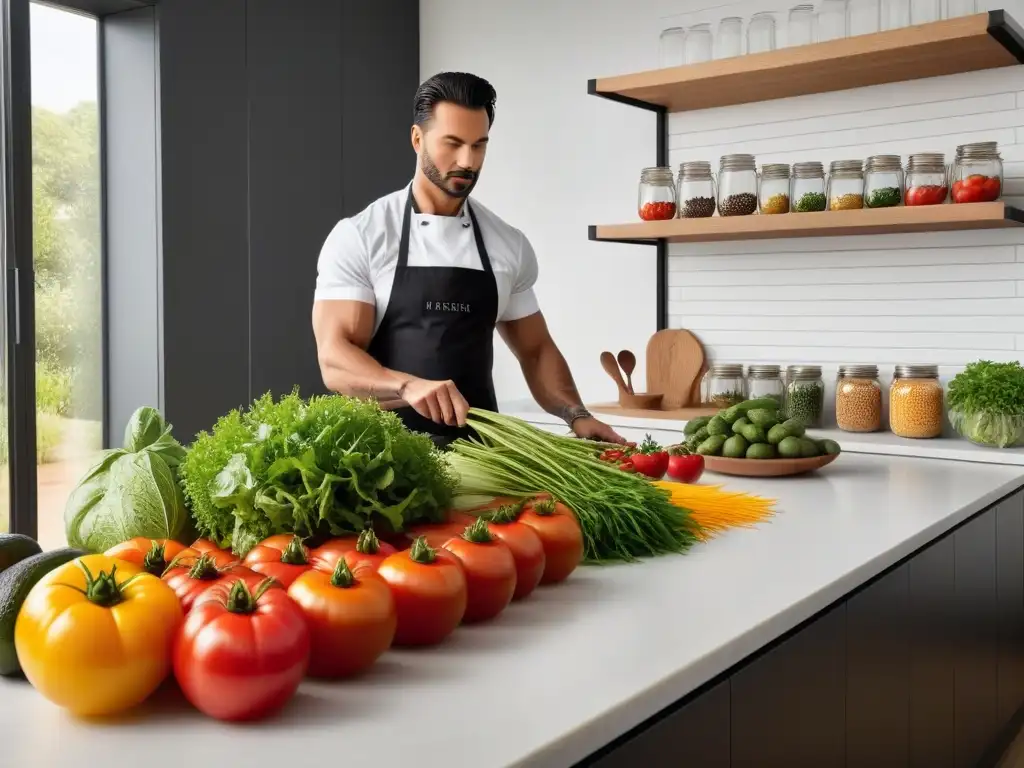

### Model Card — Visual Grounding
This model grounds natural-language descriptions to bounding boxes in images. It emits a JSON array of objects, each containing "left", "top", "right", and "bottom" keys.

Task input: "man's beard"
[{"left": 422, "top": 150, "right": 478, "bottom": 199}]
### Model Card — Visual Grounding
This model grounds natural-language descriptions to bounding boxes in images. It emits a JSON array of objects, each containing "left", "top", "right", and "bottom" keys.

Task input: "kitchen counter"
[{"left": 2, "top": 452, "right": 1023, "bottom": 766}]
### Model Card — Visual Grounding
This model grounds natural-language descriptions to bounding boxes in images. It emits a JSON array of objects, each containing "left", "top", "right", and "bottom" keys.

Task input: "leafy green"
[
  {"left": 947, "top": 361, "right": 1024, "bottom": 448},
  {"left": 179, "top": 391, "right": 455, "bottom": 555}
]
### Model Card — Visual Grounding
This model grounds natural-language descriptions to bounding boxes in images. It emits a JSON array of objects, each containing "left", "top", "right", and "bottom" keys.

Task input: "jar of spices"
[
  {"left": 951, "top": 142, "right": 1002, "bottom": 204},
  {"left": 759, "top": 163, "right": 791, "bottom": 214},
  {"left": 677, "top": 161, "right": 716, "bottom": 218},
  {"left": 905, "top": 153, "right": 948, "bottom": 206},
  {"left": 638, "top": 167, "right": 677, "bottom": 221},
  {"left": 718, "top": 154, "right": 758, "bottom": 216},
  {"left": 835, "top": 364, "right": 881, "bottom": 433},
  {"left": 784, "top": 365, "right": 825, "bottom": 428},
  {"left": 702, "top": 364, "right": 747, "bottom": 408},
  {"left": 791, "top": 161, "right": 827, "bottom": 212},
  {"left": 827, "top": 160, "right": 865, "bottom": 211},
  {"left": 890, "top": 364, "right": 943, "bottom": 439},
  {"left": 747, "top": 364, "right": 785, "bottom": 407},
  {"left": 864, "top": 155, "right": 903, "bottom": 208}
]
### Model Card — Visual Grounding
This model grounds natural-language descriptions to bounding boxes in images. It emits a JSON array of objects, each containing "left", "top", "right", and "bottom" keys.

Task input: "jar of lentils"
[
  {"left": 791, "top": 161, "right": 827, "bottom": 212},
  {"left": 638, "top": 166, "right": 677, "bottom": 221},
  {"left": 677, "top": 161, "right": 717, "bottom": 218},
  {"left": 746, "top": 364, "right": 785, "bottom": 407},
  {"left": 864, "top": 155, "right": 903, "bottom": 208},
  {"left": 702, "top": 363, "right": 747, "bottom": 408},
  {"left": 718, "top": 154, "right": 759, "bottom": 216},
  {"left": 951, "top": 141, "right": 1002, "bottom": 204},
  {"left": 889, "top": 364, "right": 943, "bottom": 439},
  {"left": 759, "top": 163, "right": 791, "bottom": 214},
  {"left": 905, "top": 153, "right": 948, "bottom": 206},
  {"left": 783, "top": 365, "right": 824, "bottom": 428},
  {"left": 827, "top": 160, "right": 865, "bottom": 210},
  {"left": 835, "top": 364, "right": 881, "bottom": 433}
]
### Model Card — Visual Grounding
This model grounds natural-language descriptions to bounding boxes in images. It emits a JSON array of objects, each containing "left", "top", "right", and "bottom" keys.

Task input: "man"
[{"left": 312, "top": 71, "right": 622, "bottom": 446}]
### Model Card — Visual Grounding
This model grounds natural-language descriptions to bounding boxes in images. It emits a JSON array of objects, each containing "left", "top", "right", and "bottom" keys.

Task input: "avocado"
[
  {"left": 723, "top": 435, "right": 749, "bottom": 458},
  {"left": 0, "top": 534, "right": 42, "bottom": 575},
  {"left": 746, "top": 442, "right": 777, "bottom": 459}
]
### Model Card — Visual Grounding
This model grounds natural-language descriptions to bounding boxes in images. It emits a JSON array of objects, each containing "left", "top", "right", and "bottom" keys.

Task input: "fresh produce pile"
[{"left": 948, "top": 360, "right": 1024, "bottom": 448}]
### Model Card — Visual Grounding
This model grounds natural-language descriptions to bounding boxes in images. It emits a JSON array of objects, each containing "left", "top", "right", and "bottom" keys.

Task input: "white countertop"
[{"left": 2, "top": 453, "right": 1022, "bottom": 767}]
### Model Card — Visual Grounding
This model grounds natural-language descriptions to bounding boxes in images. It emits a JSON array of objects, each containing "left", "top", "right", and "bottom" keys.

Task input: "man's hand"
[
  {"left": 400, "top": 377, "right": 470, "bottom": 427},
  {"left": 572, "top": 416, "right": 625, "bottom": 444}
]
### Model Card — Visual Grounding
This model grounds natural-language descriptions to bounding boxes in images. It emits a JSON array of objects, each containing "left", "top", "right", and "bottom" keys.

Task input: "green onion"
[{"left": 447, "top": 409, "right": 697, "bottom": 563}]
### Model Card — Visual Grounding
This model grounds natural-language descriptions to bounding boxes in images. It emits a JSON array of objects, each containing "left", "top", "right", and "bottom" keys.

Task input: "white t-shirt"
[{"left": 314, "top": 187, "right": 540, "bottom": 334}]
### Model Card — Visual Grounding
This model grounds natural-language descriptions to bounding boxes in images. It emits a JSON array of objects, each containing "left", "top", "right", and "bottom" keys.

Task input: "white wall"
[{"left": 421, "top": 0, "right": 1024, "bottom": 416}]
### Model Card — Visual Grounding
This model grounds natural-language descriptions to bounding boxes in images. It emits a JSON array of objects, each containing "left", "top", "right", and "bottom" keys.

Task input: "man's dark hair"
[{"left": 413, "top": 72, "right": 496, "bottom": 128}]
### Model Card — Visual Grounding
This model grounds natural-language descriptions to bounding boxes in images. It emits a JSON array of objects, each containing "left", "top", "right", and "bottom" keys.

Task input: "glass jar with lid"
[
  {"left": 951, "top": 141, "right": 1002, "bottom": 204},
  {"left": 827, "top": 160, "right": 865, "bottom": 210},
  {"left": 905, "top": 153, "right": 947, "bottom": 206},
  {"left": 791, "top": 161, "right": 827, "bottom": 212},
  {"left": 718, "top": 154, "right": 758, "bottom": 216},
  {"left": 759, "top": 163, "right": 791, "bottom": 214},
  {"left": 784, "top": 365, "right": 825, "bottom": 428},
  {"left": 864, "top": 155, "right": 903, "bottom": 208},
  {"left": 747, "top": 364, "right": 785, "bottom": 407},
  {"left": 890, "top": 364, "right": 943, "bottom": 438},
  {"left": 677, "top": 161, "right": 716, "bottom": 218},
  {"left": 638, "top": 167, "right": 677, "bottom": 221},
  {"left": 702, "top": 364, "right": 747, "bottom": 408},
  {"left": 836, "top": 365, "right": 882, "bottom": 433},
  {"left": 747, "top": 11, "right": 777, "bottom": 53},
  {"left": 685, "top": 23, "right": 713, "bottom": 63},
  {"left": 715, "top": 16, "right": 743, "bottom": 58}
]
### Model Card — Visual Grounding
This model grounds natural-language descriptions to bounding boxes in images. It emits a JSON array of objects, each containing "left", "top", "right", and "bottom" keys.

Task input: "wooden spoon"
[
  {"left": 617, "top": 350, "right": 637, "bottom": 395},
  {"left": 600, "top": 351, "right": 630, "bottom": 397}
]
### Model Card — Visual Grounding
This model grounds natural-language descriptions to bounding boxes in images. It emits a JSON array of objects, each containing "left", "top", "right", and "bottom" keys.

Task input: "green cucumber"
[
  {"left": 0, "top": 547, "right": 87, "bottom": 676},
  {"left": 0, "top": 534, "right": 42, "bottom": 575},
  {"left": 696, "top": 434, "right": 727, "bottom": 456},
  {"left": 735, "top": 398, "right": 783, "bottom": 414},
  {"left": 706, "top": 415, "right": 730, "bottom": 436},
  {"left": 683, "top": 416, "right": 712, "bottom": 436}
]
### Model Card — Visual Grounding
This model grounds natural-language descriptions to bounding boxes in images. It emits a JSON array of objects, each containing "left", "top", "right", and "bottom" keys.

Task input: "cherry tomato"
[
  {"left": 189, "top": 538, "right": 240, "bottom": 568},
  {"left": 519, "top": 499, "right": 584, "bottom": 584},
  {"left": 288, "top": 559, "right": 396, "bottom": 678},
  {"left": 312, "top": 529, "right": 397, "bottom": 574},
  {"left": 174, "top": 578, "right": 310, "bottom": 721},
  {"left": 442, "top": 519, "right": 517, "bottom": 623},
  {"left": 162, "top": 554, "right": 269, "bottom": 613},
  {"left": 244, "top": 534, "right": 312, "bottom": 588},
  {"left": 105, "top": 537, "right": 199, "bottom": 577},
  {"left": 377, "top": 536, "right": 467, "bottom": 646},
  {"left": 485, "top": 504, "right": 546, "bottom": 601}
]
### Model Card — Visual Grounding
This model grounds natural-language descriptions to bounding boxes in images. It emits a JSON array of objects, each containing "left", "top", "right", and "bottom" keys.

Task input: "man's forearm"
[
  {"left": 320, "top": 339, "right": 410, "bottom": 402},
  {"left": 518, "top": 342, "right": 584, "bottom": 418}
]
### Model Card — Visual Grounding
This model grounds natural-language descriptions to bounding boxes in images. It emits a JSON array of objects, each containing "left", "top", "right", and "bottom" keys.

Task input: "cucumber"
[
  {"left": 731, "top": 417, "right": 750, "bottom": 435},
  {"left": 747, "top": 409, "right": 780, "bottom": 429},
  {"left": 740, "top": 423, "right": 768, "bottom": 444},
  {"left": 0, "top": 547, "right": 87, "bottom": 676},
  {"left": 683, "top": 416, "right": 712, "bottom": 437},
  {"left": 818, "top": 439, "right": 842, "bottom": 456},
  {"left": 767, "top": 423, "right": 791, "bottom": 445},
  {"left": 696, "top": 434, "right": 727, "bottom": 456},
  {"left": 781, "top": 418, "right": 806, "bottom": 438},
  {"left": 0, "top": 534, "right": 42, "bottom": 575},
  {"left": 747, "top": 443, "right": 777, "bottom": 460},
  {"left": 706, "top": 415, "right": 730, "bottom": 436},
  {"left": 723, "top": 435, "right": 749, "bottom": 458},
  {"left": 735, "top": 398, "right": 783, "bottom": 414}
]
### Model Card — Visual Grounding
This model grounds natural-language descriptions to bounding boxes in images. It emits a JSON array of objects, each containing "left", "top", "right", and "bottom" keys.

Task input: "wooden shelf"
[
  {"left": 588, "top": 11, "right": 1024, "bottom": 113},
  {"left": 590, "top": 202, "right": 1024, "bottom": 244}
]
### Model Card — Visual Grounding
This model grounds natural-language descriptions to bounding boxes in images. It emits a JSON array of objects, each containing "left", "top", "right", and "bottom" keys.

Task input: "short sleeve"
[
  {"left": 500, "top": 231, "right": 540, "bottom": 321},
  {"left": 313, "top": 219, "right": 375, "bottom": 304}
]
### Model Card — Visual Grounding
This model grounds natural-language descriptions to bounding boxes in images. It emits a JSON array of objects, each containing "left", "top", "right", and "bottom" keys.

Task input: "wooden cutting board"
[{"left": 645, "top": 329, "right": 706, "bottom": 409}]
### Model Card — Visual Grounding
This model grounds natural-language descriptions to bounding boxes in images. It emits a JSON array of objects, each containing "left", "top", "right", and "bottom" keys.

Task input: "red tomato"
[
  {"left": 983, "top": 177, "right": 1002, "bottom": 201},
  {"left": 519, "top": 499, "right": 584, "bottom": 584},
  {"left": 442, "top": 519, "right": 517, "bottom": 623},
  {"left": 905, "top": 185, "right": 947, "bottom": 206},
  {"left": 288, "top": 559, "right": 396, "bottom": 678},
  {"left": 105, "top": 537, "right": 199, "bottom": 576},
  {"left": 312, "top": 529, "right": 397, "bottom": 574},
  {"left": 377, "top": 536, "right": 467, "bottom": 646},
  {"left": 963, "top": 174, "right": 987, "bottom": 187},
  {"left": 402, "top": 512, "right": 477, "bottom": 549},
  {"left": 630, "top": 451, "right": 669, "bottom": 478},
  {"left": 666, "top": 453, "right": 705, "bottom": 483},
  {"left": 189, "top": 538, "right": 240, "bottom": 568},
  {"left": 162, "top": 554, "right": 269, "bottom": 613},
  {"left": 485, "top": 504, "right": 546, "bottom": 601},
  {"left": 244, "top": 534, "right": 311, "bottom": 588},
  {"left": 174, "top": 578, "right": 310, "bottom": 721}
]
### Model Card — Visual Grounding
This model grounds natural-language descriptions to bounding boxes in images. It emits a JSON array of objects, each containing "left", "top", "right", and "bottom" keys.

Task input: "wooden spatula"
[{"left": 645, "top": 330, "right": 706, "bottom": 409}]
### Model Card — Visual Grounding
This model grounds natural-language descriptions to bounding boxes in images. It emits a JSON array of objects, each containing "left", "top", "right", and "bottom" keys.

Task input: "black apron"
[{"left": 367, "top": 188, "right": 499, "bottom": 447}]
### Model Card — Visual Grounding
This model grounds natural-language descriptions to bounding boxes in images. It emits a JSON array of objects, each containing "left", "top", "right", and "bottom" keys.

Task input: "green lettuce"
[{"left": 948, "top": 361, "right": 1024, "bottom": 448}]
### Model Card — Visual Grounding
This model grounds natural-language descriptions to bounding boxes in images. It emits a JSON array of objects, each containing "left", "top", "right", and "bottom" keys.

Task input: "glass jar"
[
  {"left": 747, "top": 365, "right": 785, "bottom": 407},
  {"left": 911, "top": 0, "right": 940, "bottom": 24},
  {"left": 638, "top": 167, "right": 677, "bottom": 221},
  {"left": 703, "top": 364, "right": 747, "bottom": 408},
  {"left": 677, "top": 161, "right": 717, "bottom": 218},
  {"left": 890, "top": 364, "right": 943, "bottom": 438},
  {"left": 864, "top": 155, "right": 903, "bottom": 208},
  {"left": 848, "top": 0, "right": 880, "bottom": 35},
  {"left": 787, "top": 4, "right": 815, "bottom": 47},
  {"left": 944, "top": 0, "right": 975, "bottom": 17},
  {"left": 791, "top": 161, "right": 827, "bottom": 212},
  {"left": 686, "top": 23, "right": 713, "bottom": 63},
  {"left": 827, "top": 160, "right": 865, "bottom": 210},
  {"left": 905, "top": 152, "right": 948, "bottom": 206},
  {"left": 784, "top": 365, "right": 825, "bottom": 428},
  {"left": 747, "top": 12, "right": 777, "bottom": 53},
  {"left": 817, "top": 0, "right": 848, "bottom": 41},
  {"left": 659, "top": 27, "right": 686, "bottom": 68},
  {"left": 759, "top": 163, "right": 791, "bottom": 214},
  {"left": 836, "top": 365, "right": 882, "bottom": 433},
  {"left": 882, "top": 0, "right": 911, "bottom": 28},
  {"left": 715, "top": 16, "right": 743, "bottom": 58},
  {"left": 718, "top": 154, "right": 758, "bottom": 216},
  {"left": 951, "top": 142, "right": 1002, "bottom": 204}
]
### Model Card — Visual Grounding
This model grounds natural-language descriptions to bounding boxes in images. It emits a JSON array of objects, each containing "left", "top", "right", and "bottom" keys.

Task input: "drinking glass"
[
  {"left": 686, "top": 23, "right": 713, "bottom": 63},
  {"left": 747, "top": 12, "right": 777, "bottom": 53},
  {"left": 659, "top": 27, "right": 686, "bottom": 67}
]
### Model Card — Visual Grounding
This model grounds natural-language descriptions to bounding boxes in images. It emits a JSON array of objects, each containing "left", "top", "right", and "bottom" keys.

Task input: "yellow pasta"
[{"left": 654, "top": 481, "right": 776, "bottom": 541}]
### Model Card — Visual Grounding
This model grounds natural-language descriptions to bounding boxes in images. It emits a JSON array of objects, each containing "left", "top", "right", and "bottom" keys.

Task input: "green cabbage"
[{"left": 64, "top": 406, "right": 189, "bottom": 552}]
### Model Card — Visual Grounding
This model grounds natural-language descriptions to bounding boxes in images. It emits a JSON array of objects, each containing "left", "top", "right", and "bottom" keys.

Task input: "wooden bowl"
[
  {"left": 702, "top": 452, "right": 839, "bottom": 477},
  {"left": 619, "top": 392, "right": 664, "bottom": 410}
]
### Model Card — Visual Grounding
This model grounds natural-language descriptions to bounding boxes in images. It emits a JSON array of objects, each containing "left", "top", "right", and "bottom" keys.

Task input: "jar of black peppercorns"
[
  {"left": 677, "top": 161, "right": 717, "bottom": 218},
  {"left": 718, "top": 154, "right": 758, "bottom": 216},
  {"left": 791, "top": 161, "right": 827, "bottom": 212}
]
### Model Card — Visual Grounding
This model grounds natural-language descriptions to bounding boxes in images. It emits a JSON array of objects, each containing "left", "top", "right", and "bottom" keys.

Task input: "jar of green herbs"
[
  {"left": 784, "top": 365, "right": 825, "bottom": 428},
  {"left": 702, "top": 363, "right": 747, "bottom": 408}
]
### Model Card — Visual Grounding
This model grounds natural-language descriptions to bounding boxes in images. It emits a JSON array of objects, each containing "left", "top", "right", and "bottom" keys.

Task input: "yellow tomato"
[{"left": 15, "top": 554, "right": 183, "bottom": 716}]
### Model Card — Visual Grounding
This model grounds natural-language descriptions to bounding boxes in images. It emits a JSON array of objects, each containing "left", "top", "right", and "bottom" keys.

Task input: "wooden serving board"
[
  {"left": 703, "top": 453, "right": 838, "bottom": 477},
  {"left": 645, "top": 329, "right": 705, "bottom": 409},
  {"left": 590, "top": 402, "right": 719, "bottom": 420}
]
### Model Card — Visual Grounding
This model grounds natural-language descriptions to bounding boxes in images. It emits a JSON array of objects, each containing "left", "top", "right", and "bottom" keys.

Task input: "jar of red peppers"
[
  {"left": 638, "top": 167, "right": 677, "bottom": 221},
  {"left": 677, "top": 161, "right": 717, "bottom": 218},
  {"left": 951, "top": 142, "right": 1002, "bottom": 204},
  {"left": 904, "top": 153, "right": 947, "bottom": 206}
]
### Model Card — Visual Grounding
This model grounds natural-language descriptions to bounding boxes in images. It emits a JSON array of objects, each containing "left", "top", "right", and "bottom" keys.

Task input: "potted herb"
[{"left": 947, "top": 361, "right": 1024, "bottom": 449}]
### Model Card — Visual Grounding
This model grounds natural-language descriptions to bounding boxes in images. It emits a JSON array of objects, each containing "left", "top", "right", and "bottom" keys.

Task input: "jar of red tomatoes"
[
  {"left": 951, "top": 142, "right": 1002, "bottom": 204},
  {"left": 638, "top": 167, "right": 677, "bottom": 221},
  {"left": 905, "top": 153, "right": 947, "bottom": 206}
]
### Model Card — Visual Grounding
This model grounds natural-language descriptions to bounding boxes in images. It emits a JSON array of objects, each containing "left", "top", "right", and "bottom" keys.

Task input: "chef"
[{"left": 312, "top": 71, "right": 622, "bottom": 446}]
